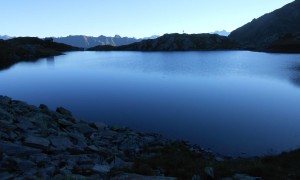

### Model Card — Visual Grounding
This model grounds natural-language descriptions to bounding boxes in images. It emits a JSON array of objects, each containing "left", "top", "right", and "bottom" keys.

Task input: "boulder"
[
  {"left": 56, "top": 107, "right": 72, "bottom": 117},
  {"left": 92, "top": 164, "right": 111, "bottom": 174},
  {"left": 17, "top": 160, "right": 36, "bottom": 172},
  {"left": 49, "top": 136, "right": 74, "bottom": 150},
  {"left": 17, "top": 118, "right": 35, "bottom": 130},
  {"left": 0, "top": 141, "right": 42, "bottom": 156},
  {"left": 204, "top": 166, "right": 214, "bottom": 179},
  {"left": 24, "top": 135, "right": 50, "bottom": 149},
  {"left": 111, "top": 173, "right": 176, "bottom": 180},
  {"left": 75, "top": 123, "right": 96, "bottom": 135},
  {"left": 57, "top": 118, "right": 74, "bottom": 126},
  {"left": 233, "top": 174, "right": 262, "bottom": 180}
]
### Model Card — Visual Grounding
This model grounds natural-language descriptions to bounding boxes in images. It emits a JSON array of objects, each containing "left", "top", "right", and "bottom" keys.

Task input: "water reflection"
[
  {"left": 1, "top": 51, "right": 300, "bottom": 157},
  {"left": 46, "top": 56, "right": 55, "bottom": 67}
]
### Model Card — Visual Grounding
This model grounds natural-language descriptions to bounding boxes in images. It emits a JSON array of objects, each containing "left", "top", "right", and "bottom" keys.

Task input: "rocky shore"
[{"left": 1, "top": 96, "right": 300, "bottom": 179}]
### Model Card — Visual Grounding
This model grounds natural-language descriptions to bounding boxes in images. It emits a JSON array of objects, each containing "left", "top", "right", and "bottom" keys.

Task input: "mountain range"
[
  {"left": 89, "top": 0, "right": 300, "bottom": 53},
  {"left": 88, "top": 33, "right": 237, "bottom": 51},
  {"left": 53, "top": 35, "right": 140, "bottom": 49},
  {"left": 0, "top": 35, "right": 12, "bottom": 40},
  {"left": 1, "top": 1, "right": 300, "bottom": 54}
]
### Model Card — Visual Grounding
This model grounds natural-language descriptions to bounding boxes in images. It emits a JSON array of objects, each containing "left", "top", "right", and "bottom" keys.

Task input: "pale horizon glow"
[{"left": 0, "top": 0, "right": 294, "bottom": 38}]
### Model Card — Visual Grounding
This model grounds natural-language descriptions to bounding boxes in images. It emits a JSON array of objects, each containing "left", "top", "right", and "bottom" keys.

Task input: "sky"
[{"left": 0, "top": 0, "right": 294, "bottom": 38}]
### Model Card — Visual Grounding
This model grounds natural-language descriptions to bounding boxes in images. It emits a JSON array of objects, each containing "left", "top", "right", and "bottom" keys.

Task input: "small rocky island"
[{"left": 1, "top": 96, "right": 300, "bottom": 179}]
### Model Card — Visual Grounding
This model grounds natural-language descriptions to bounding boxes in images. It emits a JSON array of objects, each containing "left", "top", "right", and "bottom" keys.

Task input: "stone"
[
  {"left": 57, "top": 118, "right": 74, "bottom": 126},
  {"left": 17, "top": 118, "right": 35, "bottom": 131},
  {"left": 92, "top": 164, "right": 111, "bottom": 174},
  {"left": 93, "top": 122, "right": 107, "bottom": 130},
  {"left": 29, "top": 153, "right": 48, "bottom": 163},
  {"left": 0, "top": 156, "right": 18, "bottom": 172},
  {"left": 0, "top": 141, "right": 41, "bottom": 156},
  {"left": 0, "top": 120, "right": 17, "bottom": 131},
  {"left": 192, "top": 174, "right": 202, "bottom": 180},
  {"left": 39, "top": 104, "right": 48, "bottom": 110},
  {"left": 0, "top": 172, "right": 15, "bottom": 179},
  {"left": 87, "top": 145, "right": 99, "bottom": 152},
  {"left": 0, "top": 96, "right": 11, "bottom": 104},
  {"left": 17, "top": 160, "right": 36, "bottom": 172},
  {"left": 75, "top": 123, "right": 96, "bottom": 135},
  {"left": 45, "top": 166, "right": 56, "bottom": 176},
  {"left": 0, "top": 108, "right": 12, "bottom": 121},
  {"left": 50, "top": 136, "right": 74, "bottom": 150},
  {"left": 233, "top": 174, "right": 262, "bottom": 180},
  {"left": 110, "top": 157, "right": 133, "bottom": 169},
  {"left": 56, "top": 107, "right": 72, "bottom": 117},
  {"left": 24, "top": 135, "right": 50, "bottom": 149},
  {"left": 111, "top": 173, "right": 176, "bottom": 180},
  {"left": 204, "top": 166, "right": 214, "bottom": 179}
]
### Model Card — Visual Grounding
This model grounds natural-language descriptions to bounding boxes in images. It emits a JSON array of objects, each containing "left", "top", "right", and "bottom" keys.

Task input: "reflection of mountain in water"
[
  {"left": 46, "top": 56, "right": 55, "bottom": 67},
  {"left": 289, "top": 64, "right": 300, "bottom": 87}
]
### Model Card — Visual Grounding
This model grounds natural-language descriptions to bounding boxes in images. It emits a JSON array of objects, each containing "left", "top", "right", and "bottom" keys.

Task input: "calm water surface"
[{"left": 1, "top": 51, "right": 300, "bottom": 157}]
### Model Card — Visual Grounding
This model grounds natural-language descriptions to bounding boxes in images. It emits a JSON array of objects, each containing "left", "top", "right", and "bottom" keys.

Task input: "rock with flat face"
[
  {"left": 24, "top": 135, "right": 50, "bottom": 149},
  {"left": 75, "top": 123, "right": 97, "bottom": 135},
  {"left": 56, "top": 107, "right": 72, "bottom": 117},
  {"left": 92, "top": 164, "right": 111, "bottom": 174},
  {"left": 49, "top": 136, "right": 74, "bottom": 150},
  {"left": 0, "top": 141, "right": 42, "bottom": 156}
]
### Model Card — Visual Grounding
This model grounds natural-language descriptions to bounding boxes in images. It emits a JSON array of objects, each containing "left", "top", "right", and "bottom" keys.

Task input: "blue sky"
[{"left": 0, "top": 0, "right": 294, "bottom": 38}]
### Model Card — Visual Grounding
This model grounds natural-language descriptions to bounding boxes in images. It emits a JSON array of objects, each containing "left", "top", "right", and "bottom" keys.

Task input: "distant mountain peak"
[
  {"left": 210, "top": 30, "right": 230, "bottom": 36},
  {"left": 0, "top": 35, "right": 13, "bottom": 40}
]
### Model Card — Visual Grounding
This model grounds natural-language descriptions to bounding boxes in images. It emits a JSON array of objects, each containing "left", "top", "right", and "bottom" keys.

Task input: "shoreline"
[{"left": 1, "top": 95, "right": 300, "bottom": 179}]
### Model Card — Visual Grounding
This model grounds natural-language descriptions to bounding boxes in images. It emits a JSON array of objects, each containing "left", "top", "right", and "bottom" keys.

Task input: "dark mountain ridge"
[
  {"left": 88, "top": 33, "right": 238, "bottom": 51},
  {"left": 229, "top": 0, "right": 300, "bottom": 52},
  {"left": 53, "top": 35, "right": 158, "bottom": 49}
]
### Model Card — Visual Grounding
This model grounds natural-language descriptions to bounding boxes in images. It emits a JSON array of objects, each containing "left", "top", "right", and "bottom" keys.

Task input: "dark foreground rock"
[
  {"left": 1, "top": 96, "right": 300, "bottom": 179},
  {"left": 0, "top": 37, "right": 82, "bottom": 70}
]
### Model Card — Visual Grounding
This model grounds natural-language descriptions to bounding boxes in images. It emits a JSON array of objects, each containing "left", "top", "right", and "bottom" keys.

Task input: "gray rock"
[
  {"left": 45, "top": 166, "right": 56, "bottom": 176},
  {"left": 75, "top": 123, "right": 96, "bottom": 135},
  {"left": 233, "top": 174, "right": 262, "bottom": 180},
  {"left": 50, "top": 136, "right": 74, "bottom": 150},
  {"left": 192, "top": 174, "right": 202, "bottom": 180},
  {"left": 56, "top": 107, "right": 72, "bottom": 117},
  {"left": 1, "top": 156, "right": 17, "bottom": 171},
  {"left": 87, "top": 145, "right": 99, "bottom": 152},
  {"left": 0, "top": 131, "right": 10, "bottom": 140},
  {"left": 111, "top": 173, "right": 176, "bottom": 180},
  {"left": 57, "top": 118, "right": 74, "bottom": 126},
  {"left": 24, "top": 135, "right": 50, "bottom": 149},
  {"left": 39, "top": 104, "right": 48, "bottom": 110},
  {"left": 0, "top": 96, "right": 11, "bottom": 105},
  {"left": 110, "top": 157, "right": 133, "bottom": 169},
  {"left": 0, "top": 120, "right": 17, "bottom": 131},
  {"left": 17, "top": 160, "right": 36, "bottom": 172},
  {"left": 0, "top": 108, "right": 12, "bottom": 121},
  {"left": 0, "top": 141, "right": 41, "bottom": 156},
  {"left": 204, "top": 166, "right": 214, "bottom": 179},
  {"left": 0, "top": 172, "right": 15, "bottom": 179},
  {"left": 17, "top": 118, "right": 35, "bottom": 130},
  {"left": 29, "top": 153, "right": 48, "bottom": 163},
  {"left": 93, "top": 122, "right": 107, "bottom": 130},
  {"left": 92, "top": 164, "right": 111, "bottom": 174}
]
